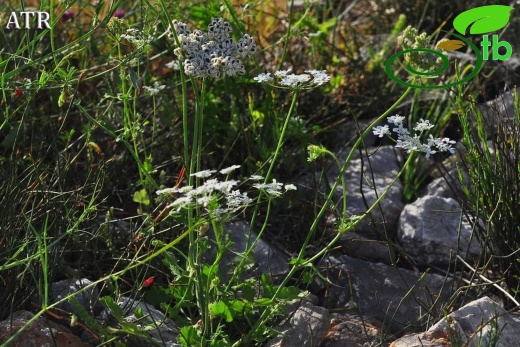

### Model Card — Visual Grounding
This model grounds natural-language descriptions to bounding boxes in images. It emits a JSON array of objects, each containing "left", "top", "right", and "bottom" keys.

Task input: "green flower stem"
[
  {"left": 305, "top": 153, "right": 414, "bottom": 265},
  {"left": 323, "top": 149, "right": 348, "bottom": 220},
  {"left": 225, "top": 90, "right": 299, "bottom": 290},
  {"left": 295, "top": 86, "right": 412, "bottom": 268},
  {"left": 224, "top": 197, "right": 273, "bottom": 294},
  {"left": 278, "top": 0, "right": 295, "bottom": 70},
  {"left": 246, "top": 154, "right": 414, "bottom": 342},
  {"left": 267, "top": 90, "right": 299, "bottom": 181},
  {"left": 188, "top": 78, "right": 208, "bottom": 341},
  {"left": 243, "top": 86, "right": 412, "bottom": 343}
]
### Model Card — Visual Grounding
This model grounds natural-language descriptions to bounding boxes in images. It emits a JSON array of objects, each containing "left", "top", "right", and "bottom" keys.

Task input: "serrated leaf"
[
  {"left": 453, "top": 5, "right": 513, "bottom": 35},
  {"left": 436, "top": 39, "right": 466, "bottom": 51}
]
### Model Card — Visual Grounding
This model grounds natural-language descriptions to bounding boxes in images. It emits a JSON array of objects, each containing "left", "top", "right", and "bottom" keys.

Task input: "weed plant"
[{"left": 0, "top": 0, "right": 516, "bottom": 346}]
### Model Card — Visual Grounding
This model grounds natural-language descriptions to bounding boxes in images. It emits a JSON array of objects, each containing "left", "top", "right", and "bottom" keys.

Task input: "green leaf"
[
  {"left": 100, "top": 296, "right": 124, "bottom": 319},
  {"left": 142, "top": 159, "right": 154, "bottom": 174},
  {"left": 241, "top": 282, "right": 256, "bottom": 302},
  {"left": 277, "top": 286, "right": 301, "bottom": 301},
  {"left": 209, "top": 301, "right": 234, "bottom": 322},
  {"left": 178, "top": 325, "right": 201, "bottom": 347},
  {"left": 127, "top": 68, "right": 140, "bottom": 89},
  {"left": 254, "top": 298, "right": 273, "bottom": 306},
  {"left": 133, "top": 189, "right": 150, "bottom": 205},
  {"left": 39, "top": 70, "right": 49, "bottom": 87},
  {"left": 260, "top": 274, "right": 275, "bottom": 297},
  {"left": 318, "top": 17, "right": 337, "bottom": 34},
  {"left": 134, "top": 307, "right": 143, "bottom": 318},
  {"left": 453, "top": 5, "right": 513, "bottom": 35},
  {"left": 228, "top": 299, "right": 253, "bottom": 315},
  {"left": 58, "top": 89, "right": 66, "bottom": 107}
]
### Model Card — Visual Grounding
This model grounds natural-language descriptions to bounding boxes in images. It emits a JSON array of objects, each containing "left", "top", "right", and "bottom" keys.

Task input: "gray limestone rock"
[
  {"left": 397, "top": 195, "right": 481, "bottom": 268},
  {"left": 315, "top": 255, "right": 452, "bottom": 333}
]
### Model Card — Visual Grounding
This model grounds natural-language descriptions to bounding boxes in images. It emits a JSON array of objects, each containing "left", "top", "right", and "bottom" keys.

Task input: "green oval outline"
[{"left": 385, "top": 31, "right": 483, "bottom": 89}]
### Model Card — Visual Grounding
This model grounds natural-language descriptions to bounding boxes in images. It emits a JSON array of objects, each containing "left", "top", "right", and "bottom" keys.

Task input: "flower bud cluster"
[
  {"left": 168, "top": 18, "right": 256, "bottom": 78},
  {"left": 397, "top": 26, "right": 447, "bottom": 73}
]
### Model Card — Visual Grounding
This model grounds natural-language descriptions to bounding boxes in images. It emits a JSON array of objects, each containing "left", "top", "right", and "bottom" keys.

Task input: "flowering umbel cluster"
[
  {"left": 254, "top": 69, "right": 331, "bottom": 89},
  {"left": 156, "top": 165, "right": 296, "bottom": 219},
  {"left": 373, "top": 115, "right": 456, "bottom": 158},
  {"left": 167, "top": 18, "right": 256, "bottom": 78}
]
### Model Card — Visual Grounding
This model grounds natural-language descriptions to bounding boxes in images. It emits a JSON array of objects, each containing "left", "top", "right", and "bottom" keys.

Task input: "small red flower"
[
  {"left": 143, "top": 277, "right": 154, "bottom": 287},
  {"left": 61, "top": 10, "right": 75, "bottom": 22},
  {"left": 14, "top": 88, "right": 23, "bottom": 96},
  {"left": 113, "top": 9, "right": 125, "bottom": 19}
]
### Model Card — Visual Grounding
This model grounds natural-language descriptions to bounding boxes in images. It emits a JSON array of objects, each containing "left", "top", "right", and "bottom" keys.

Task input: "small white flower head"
[
  {"left": 274, "top": 69, "right": 291, "bottom": 78},
  {"left": 284, "top": 184, "right": 297, "bottom": 191},
  {"left": 249, "top": 175, "right": 265, "bottom": 181},
  {"left": 226, "top": 190, "right": 253, "bottom": 209},
  {"left": 253, "top": 179, "right": 284, "bottom": 197},
  {"left": 265, "top": 189, "right": 282, "bottom": 197},
  {"left": 221, "top": 56, "right": 245, "bottom": 76},
  {"left": 393, "top": 125, "right": 410, "bottom": 137},
  {"left": 434, "top": 137, "right": 456, "bottom": 154},
  {"left": 256, "top": 68, "right": 331, "bottom": 89},
  {"left": 372, "top": 125, "right": 391, "bottom": 138},
  {"left": 414, "top": 119, "right": 434, "bottom": 132},
  {"left": 279, "top": 73, "right": 311, "bottom": 87},
  {"left": 178, "top": 186, "right": 194, "bottom": 194},
  {"left": 220, "top": 165, "right": 241, "bottom": 175},
  {"left": 120, "top": 28, "right": 150, "bottom": 50},
  {"left": 253, "top": 73, "right": 273, "bottom": 83},
  {"left": 214, "top": 180, "right": 239, "bottom": 193},
  {"left": 156, "top": 187, "right": 178, "bottom": 195},
  {"left": 305, "top": 69, "right": 331, "bottom": 86},
  {"left": 196, "top": 195, "right": 212, "bottom": 207},
  {"left": 190, "top": 169, "right": 217, "bottom": 178},
  {"left": 387, "top": 114, "right": 405, "bottom": 125},
  {"left": 167, "top": 196, "right": 192, "bottom": 211},
  {"left": 143, "top": 81, "right": 166, "bottom": 96}
]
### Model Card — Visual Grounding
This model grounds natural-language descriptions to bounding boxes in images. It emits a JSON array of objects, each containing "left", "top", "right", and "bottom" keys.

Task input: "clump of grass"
[{"left": 458, "top": 90, "right": 520, "bottom": 305}]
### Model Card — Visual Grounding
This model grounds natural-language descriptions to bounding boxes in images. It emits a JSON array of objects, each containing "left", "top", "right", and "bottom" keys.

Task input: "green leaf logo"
[{"left": 453, "top": 5, "right": 514, "bottom": 35}]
